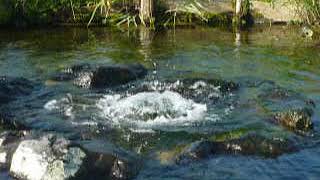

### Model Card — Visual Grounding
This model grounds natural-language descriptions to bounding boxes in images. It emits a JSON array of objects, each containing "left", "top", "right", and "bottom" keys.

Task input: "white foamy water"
[
  {"left": 44, "top": 95, "right": 74, "bottom": 119},
  {"left": 96, "top": 90, "right": 209, "bottom": 130}
]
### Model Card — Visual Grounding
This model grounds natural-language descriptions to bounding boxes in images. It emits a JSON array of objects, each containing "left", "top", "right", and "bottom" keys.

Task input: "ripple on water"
[{"left": 96, "top": 90, "right": 210, "bottom": 130}]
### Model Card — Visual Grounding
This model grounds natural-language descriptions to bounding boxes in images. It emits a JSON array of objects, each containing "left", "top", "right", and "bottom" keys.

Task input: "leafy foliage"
[{"left": 13, "top": 0, "right": 72, "bottom": 24}]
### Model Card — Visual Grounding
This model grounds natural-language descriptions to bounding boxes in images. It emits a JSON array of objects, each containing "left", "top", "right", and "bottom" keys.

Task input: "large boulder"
[
  {"left": 5, "top": 134, "right": 141, "bottom": 180},
  {"left": 50, "top": 63, "right": 147, "bottom": 88},
  {"left": 0, "top": 131, "right": 29, "bottom": 170},
  {"left": 0, "top": 76, "right": 34, "bottom": 105},
  {"left": 9, "top": 135, "right": 86, "bottom": 180}
]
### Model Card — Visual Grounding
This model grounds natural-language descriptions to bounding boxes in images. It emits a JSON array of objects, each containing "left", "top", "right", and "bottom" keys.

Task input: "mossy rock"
[
  {"left": 274, "top": 108, "right": 314, "bottom": 134},
  {"left": 156, "top": 144, "right": 187, "bottom": 164},
  {"left": 209, "top": 127, "right": 254, "bottom": 142}
]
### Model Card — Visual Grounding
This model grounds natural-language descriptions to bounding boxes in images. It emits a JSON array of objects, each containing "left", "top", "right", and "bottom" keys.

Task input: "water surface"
[{"left": 0, "top": 25, "right": 319, "bottom": 179}]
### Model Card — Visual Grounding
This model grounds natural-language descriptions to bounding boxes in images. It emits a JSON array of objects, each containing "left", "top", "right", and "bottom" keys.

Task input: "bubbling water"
[{"left": 96, "top": 90, "right": 209, "bottom": 130}]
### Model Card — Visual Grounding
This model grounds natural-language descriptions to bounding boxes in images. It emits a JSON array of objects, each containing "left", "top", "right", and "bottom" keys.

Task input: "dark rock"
[
  {"left": 190, "top": 78, "right": 239, "bottom": 93},
  {"left": 175, "top": 140, "right": 218, "bottom": 164},
  {"left": 78, "top": 151, "right": 131, "bottom": 180},
  {"left": 0, "top": 76, "right": 34, "bottom": 105},
  {"left": 221, "top": 134, "right": 297, "bottom": 158},
  {"left": 75, "top": 140, "right": 141, "bottom": 180},
  {"left": 121, "top": 78, "right": 239, "bottom": 106},
  {"left": 173, "top": 134, "right": 297, "bottom": 164},
  {"left": 0, "top": 112, "right": 30, "bottom": 131},
  {"left": 90, "top": 64, "right": 147, "bottom": 88},
  {"left": 50, "top": 63, "right": 148, "bottom": 89}
]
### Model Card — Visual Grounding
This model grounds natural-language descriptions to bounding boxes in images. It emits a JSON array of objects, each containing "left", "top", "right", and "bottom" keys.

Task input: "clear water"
[{"left": 0, "top": 25, "right": 319, "bottom": 179}]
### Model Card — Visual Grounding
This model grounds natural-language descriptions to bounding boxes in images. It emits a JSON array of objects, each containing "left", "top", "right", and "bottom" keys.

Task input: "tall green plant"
[
  {"left": 164, "top": 0, "right": 208, "bottom": 27},
  {"left": 87, "top": 0, "right": 113, "bottom": 26}
]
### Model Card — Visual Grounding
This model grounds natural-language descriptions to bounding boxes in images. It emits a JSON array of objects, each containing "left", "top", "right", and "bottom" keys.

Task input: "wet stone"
[
  {"left": 9, "top": 135, "right": 86, "bottom": 180},
  {"left": 79, "top": 151, "right": 132, "bottom": 180},
  {"left": 50, "top": 63, "right": 147, "bottom": 89},
  {"left": 220, "top": 134, "right": 297, "bottom": 158},
  {"left": 121, "top": 78, "right": 239, "bottom": 105},
  {"left": 170, "top": 78, "right": 238, "bottom": 104},
  {"left": 76, "top": 140, "right": 141, "bottom": 180},
  {"left": 172, "top": 133, "right": 297, "bottom": 164},
  {"left": 0, "top": 130, "right": 29, "bottom": 170},
  {"left": 175, "top": 140, "right": 218, "bottom": 164}
]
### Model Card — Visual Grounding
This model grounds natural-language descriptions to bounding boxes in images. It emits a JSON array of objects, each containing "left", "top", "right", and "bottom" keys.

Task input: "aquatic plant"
[
  {"left": 164, "top": 0, "right": 208, "bottom": 27},
  {"left": 87, "top": 0, "right": 113, "bottom": 26}
]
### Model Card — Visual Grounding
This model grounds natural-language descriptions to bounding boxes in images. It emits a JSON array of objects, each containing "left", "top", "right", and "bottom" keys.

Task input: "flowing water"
[{"left": 0, "top": 26, "right": 320, "bottom": 179}]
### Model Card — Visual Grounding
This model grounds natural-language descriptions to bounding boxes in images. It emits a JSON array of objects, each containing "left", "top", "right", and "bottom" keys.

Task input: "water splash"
[
  {"left": 44, "top": 94, "right": 74, "bottom": 119},
  {"left": 96, "top": 90, "right": 209, "bottom": 130}
]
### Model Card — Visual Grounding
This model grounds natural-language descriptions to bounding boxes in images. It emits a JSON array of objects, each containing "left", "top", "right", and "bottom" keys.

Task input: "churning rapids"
[
  {"left": 44, "top": 79, "right": 233, "bottom": 132},
  {"left": 97, "top": 90, "right": 208, "bottom": 130}
]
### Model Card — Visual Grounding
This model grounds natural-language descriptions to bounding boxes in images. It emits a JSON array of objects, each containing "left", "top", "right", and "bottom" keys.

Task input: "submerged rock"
[
  {"left": 0, "top": 110, "right": 30, "bottom": 130},
  {"left": 175, "top": 140, "right": 218, "bottom": 164},
  {"left": 239, "top": 78, "right": 316, "bottom": 134},
  {"left": 9, "top": 135, "right": 86, "bottom": 180},
  {"left": 121, "top": 78, "right": 239, "bottom": 105},
  {"left": 78, "top": 150, "right": 132, "bottom": 180},
  {"left": 50, "top": 63, "right": 147, "bottom": 88},
  {"left": 76, "top": 140, "right": 141, "bottom": 180},
  {"left": 260, "top": 86, "right": 315, "bottom": 133},
  {"left": 169, "top": 133, "right": 297, "bottom": 164},
  {"left": 221, "top": 134, "right": 297, "bottom": 158},
  {"left": 0, "top": 76, "right": 34, "bottom": 105},
  {"left": 179, "top": 78, "right": 239, "bottom": 93}
]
